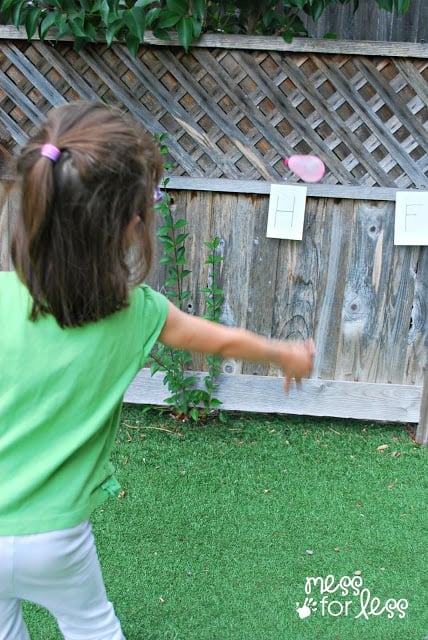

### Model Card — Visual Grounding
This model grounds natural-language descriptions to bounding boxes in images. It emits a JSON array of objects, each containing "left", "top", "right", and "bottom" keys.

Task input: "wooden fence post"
[{"left": 416, "top": 365, "right": 428, "bottom": 445}]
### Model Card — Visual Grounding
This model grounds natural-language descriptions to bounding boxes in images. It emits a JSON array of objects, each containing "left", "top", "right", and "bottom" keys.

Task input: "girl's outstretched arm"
[{"left": 158, "top": 301, "right": 315, "bottom": 392}]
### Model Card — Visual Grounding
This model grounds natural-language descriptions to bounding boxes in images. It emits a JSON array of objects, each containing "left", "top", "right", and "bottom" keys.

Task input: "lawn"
[{"left": 25, "top": 406, "right": 427, "bottom": 640}]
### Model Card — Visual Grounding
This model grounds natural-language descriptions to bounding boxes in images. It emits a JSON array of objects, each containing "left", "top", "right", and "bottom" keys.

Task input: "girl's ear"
[{"left": 123, "top": 215, "right": 141, "bottom": 248}]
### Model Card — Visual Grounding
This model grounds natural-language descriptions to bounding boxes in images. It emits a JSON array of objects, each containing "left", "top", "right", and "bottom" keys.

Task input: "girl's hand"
[{"left": 279, "top": 339, "right": 316, "bottom": 392}]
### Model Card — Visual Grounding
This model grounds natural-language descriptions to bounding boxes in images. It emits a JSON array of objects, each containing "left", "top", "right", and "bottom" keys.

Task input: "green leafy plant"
[
  {"left": 0, "top": 0, "right": 412, "bottom": 54},
  {"left": 201, "top": 237, "right": 225, "bottom": 422},
  {"left": 149, "top": 213, "right": 225, "bottom": 421},
  {"left": 149, "top": 135, "right": 225, "bottom": 421}
]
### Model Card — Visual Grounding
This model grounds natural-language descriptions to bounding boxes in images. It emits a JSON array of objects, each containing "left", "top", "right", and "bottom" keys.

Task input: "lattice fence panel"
[{"left": 0, "top": 39, "right": 427, "bottom": 188}]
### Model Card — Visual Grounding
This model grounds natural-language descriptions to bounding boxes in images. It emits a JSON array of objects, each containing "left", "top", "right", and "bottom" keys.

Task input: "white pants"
[{"left": 0, "top": 521, "right": 125, "bottom": 640}]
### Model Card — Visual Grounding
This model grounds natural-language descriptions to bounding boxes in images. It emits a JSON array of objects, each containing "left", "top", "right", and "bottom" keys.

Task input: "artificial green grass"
[{"left": 24, "top": 407, "right": 427, "bottom": 640}]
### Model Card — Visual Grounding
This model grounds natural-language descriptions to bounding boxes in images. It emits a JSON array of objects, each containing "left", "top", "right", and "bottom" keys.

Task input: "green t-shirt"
[{"left": 0, "top": 271, "right": 169, "bottom": 535}]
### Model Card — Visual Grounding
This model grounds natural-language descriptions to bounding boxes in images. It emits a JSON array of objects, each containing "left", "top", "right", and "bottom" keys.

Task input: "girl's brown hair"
[{"left": 11, "top": 101, "right": 163, "bottom": 328}]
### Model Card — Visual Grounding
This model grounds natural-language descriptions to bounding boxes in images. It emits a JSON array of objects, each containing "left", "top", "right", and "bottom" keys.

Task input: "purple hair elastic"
[
  {"left": 40, "top": 143, "right": 61, "bottom": 162},
  {"left": 153, "top": 186, "right": 163, "bottom": 203}
]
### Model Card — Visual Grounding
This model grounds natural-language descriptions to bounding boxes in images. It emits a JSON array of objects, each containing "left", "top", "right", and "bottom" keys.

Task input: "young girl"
[{"left": 0, "top": 101, "right": 315, "bottom": 640}]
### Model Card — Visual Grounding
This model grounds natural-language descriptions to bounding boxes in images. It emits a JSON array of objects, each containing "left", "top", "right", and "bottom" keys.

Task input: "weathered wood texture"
[
  {"left": 416, "top": 366, "right": 428, "bottom": 444},
  {"left": 145, "top": 191, "right": 428, "bottom": 387},
  {"left": 0, "top": 181, "right": 16, "bottom": 270},
  {"left": 300, "top": 0, "right": 427, "bottom": 43},
  {"left": 0, "top": 35, "right": 427, "bottom": 427},
  {"left": 125, "top": 371, "right": 423, "bottom": 424}
]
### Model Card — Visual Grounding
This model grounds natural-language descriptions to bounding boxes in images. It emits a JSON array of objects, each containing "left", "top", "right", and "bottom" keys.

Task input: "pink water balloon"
[{"left": 284, "top": 154, "right": 325, "bottom": 183}]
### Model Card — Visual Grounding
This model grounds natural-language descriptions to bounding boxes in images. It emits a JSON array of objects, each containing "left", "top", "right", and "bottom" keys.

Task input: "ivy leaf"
[
  {"left": 25, "top": 7, "right": 42, "bottom": 39},
  {"left": 262, "top": 10, "right": 276, "bottom": 29},
  {"left": 146, "top": 7, "right": 162, "bottom": 27},
  {"left": 394, "top": 0, "right": 410, "bottom": 12},
  {"left": 158, "top": 224, "right": 172, "bottom": 235},
  {"left": 175, "top": 232, "right": 189, "bottom": 244},
  {"left": 191, "top": 0, "right": 206, "bottom": 21},
  {"left": 166, "top": 0, "right": 188, "bottom": 13},
  {"left": 11, "top": 0, "right": 28, "bottom": 28},
  {"left": 177, "top": 16, "right": 193, "bottom": 51},
  {"left": 156, "top": 10, "right": 181, "bottom": 29},
  {"left": 175, "top": 246, "right": 186, "bottom": 263},
  {"left": 123, "top": 6, "right": 146, "bottom": 42},
  {"left": 308, "top": 1, "right": 325, "bottom": 23},
  {"left": 190, "top": 407, "right": 200, "bottom": 422},
  {"left": 158, "top": 235, "right": 175, "bottom": 249},
  {"left": 151, "top": 27, "right": 171, "bottom": 40},
  {"left": 125, "top": 32, "right": 140, "bottom": 55},
  {"left": 182, "top": 375, "right": 198, "bottom": 387},
  {"left": 106, "top": 18, "right": 125, "bottom": 46},
  {"left": 292, "top": 0, "right": 307, "bottom": 10},
  {"left": 150, "top": 361, "right": 162, "bottom": 375},
  {"left": 375, "top": 0, "right": 393, "bottom": 9},
  {"left": 192, "top": 19, "right": 202, "bottom": 39},
  {"left": 83, "top": 20, "right": 98, "bottom": 42},
  {"left": 39, "top": 11, "right": 58, "bottom": 40},
  {"left": 97, "top": 0, "right": 112, "bottom": 25},
  {"left": 69, "top": 13, "right": 93, "bottom": 39},
  {"left": 58, "top": 0, "right": 80, "bottom": 11},
  {"left": 78, "top": 0, "right": 94, "bottom": 11},
  {"left": 54, "top": 13, "right": 73, "bottom": 40},
  {"left": 1, "top": 0, "right": 18, "bottom": 13},
  {"left": 281, "top": 30, "right": 293, "bottom": 44}
]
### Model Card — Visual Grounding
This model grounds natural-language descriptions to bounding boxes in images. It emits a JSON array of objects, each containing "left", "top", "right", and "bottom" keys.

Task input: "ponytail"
[
  {"left": 12, "top": 140, "right": 58, "bottom": 318},
  {"left": 11, "top": 102, "right": 163, "bottom": 327}
]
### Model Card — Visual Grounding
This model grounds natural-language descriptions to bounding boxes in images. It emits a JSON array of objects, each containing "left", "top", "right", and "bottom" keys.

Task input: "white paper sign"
[
  {"left": 266, "top": 185, "right": 307, "bottom": 240},
  {"left": 394, "top": 191, "right": 428, "bottom": 245}
]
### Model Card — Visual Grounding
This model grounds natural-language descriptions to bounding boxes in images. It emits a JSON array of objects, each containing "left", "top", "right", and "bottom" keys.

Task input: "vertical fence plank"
[
  {"left": 405, "top": 247, "right": 428, "bottom": 387},
  {"left": 336, "top": 200, "right": 390, "bottom": 383},
  {"left": 182, "top": 189, "right": 215, "bottom": 372},
  {"left": 335, "top": 201, "right": 418, "bottom": 384},
  {"left": 416, "top": 366, "right": 428, "bottom": 445},
  {"left": 0, "top": 182, "right": 17, "bottom": 271},
  {"left": 243, "top": 196, "right": 279, "bottom": 376},
  {"left": 0, "top": 183, "right": 9, "bottom": 270},
  {"left": 212, "top": 193, "right": 255, "bottom": 375},
  {"left": 311, "top": 198, "right": 354, "bottom": 380},
  {"left": 271, "top": 200, "right": 320, "bottom": 375}
]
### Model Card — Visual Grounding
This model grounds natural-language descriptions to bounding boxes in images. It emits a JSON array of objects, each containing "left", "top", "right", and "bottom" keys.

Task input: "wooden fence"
[
  {"left": 300, "top": 0, "right": 427, "bottom": 43},
  {"left": 0, "top": 30, "right": 427, "bottom": 441}
]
